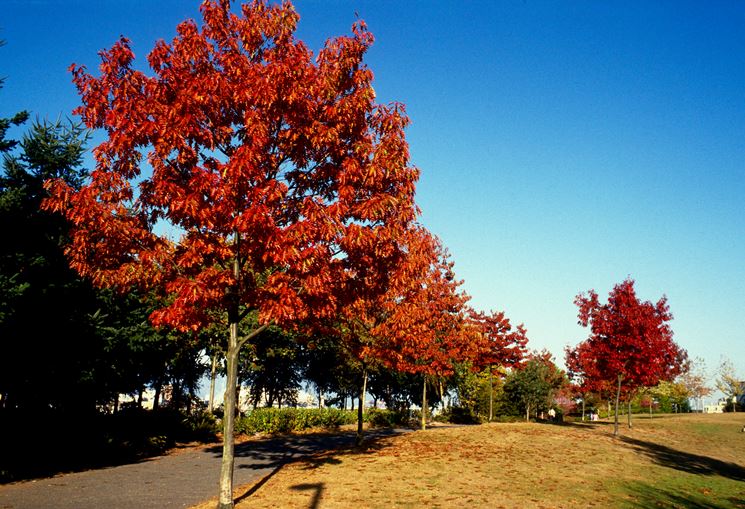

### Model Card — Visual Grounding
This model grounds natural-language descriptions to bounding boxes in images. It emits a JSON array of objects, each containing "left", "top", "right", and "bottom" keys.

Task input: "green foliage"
[
  {"left": 439, "top": 405, "right": 483, "bottom": 424},
  {"left": 0, "top": 118, "right": 102, "bottom": 411},
  {"left": 364, "top": 408, "right": 410, "bottom": 427},
  {"left": 503, "top": 356, "right": 568, "bottom": 420},
  {"left": 240, "top": 326, "right": 303, "bottom": 408},
  {"left": 182, "top": 410, "right": 219, "bottom": 442},
  {"left": 233, "top": 407, "right": 407, "bottom": 434},
  {"left": 235, "top": 407, "right": 357, "bottom": 435}
]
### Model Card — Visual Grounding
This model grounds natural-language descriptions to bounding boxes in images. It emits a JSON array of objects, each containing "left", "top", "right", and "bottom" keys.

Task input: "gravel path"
[{"left": 0, "top": 428, "right": 406, "bottom": 509}]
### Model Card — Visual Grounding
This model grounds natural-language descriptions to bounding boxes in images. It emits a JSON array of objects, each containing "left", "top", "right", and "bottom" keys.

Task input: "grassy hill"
[{"left": 195, "top": 412, "right": 745, "bottom": 508}]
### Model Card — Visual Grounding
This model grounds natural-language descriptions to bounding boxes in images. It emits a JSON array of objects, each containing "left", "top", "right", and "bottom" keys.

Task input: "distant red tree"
[
  {"left": 372, "top": 228, "right": 472, "bottom": 429},
  {"left": 569, "top": 278, "right": 687, "bottom": 435},
  {"left": 468, "top": 309, "right": 528, "bottom": 421}
]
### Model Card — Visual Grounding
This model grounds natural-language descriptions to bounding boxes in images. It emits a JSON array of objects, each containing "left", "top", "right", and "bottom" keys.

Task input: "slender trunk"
[
  {"left": 318, "top": 388, "right": 323, "bottom": 409},
  {"left": 488, "top": 368, "right": 493, "bottom": 423},
  {"left": 351, "top": 395, "right": 355, "bottom": 411},
  {"left": 649, "top": 398, "right": 653, "bottom": 419},
  {"left": 114, "top": 394, "right": 119, "bottom": 414},
  {"left": 525, "top": 402, "right": 530, "bottom": 423},
  {"left": 614, "top": 374, "right": 622, "bottom": 436},
  {"left": 217, "top": 324, "right": 239, "bottom": 509},
  {"left": 356, "top": 369, "right": 367, "bottom": 446},
  {"left": 627, "top": 399, "right": 632, "bottom": 428},
  {"left": 235, "top": 381, "right": 241, "bottom": 414},
  {"left": 582, "top": 397, "right": 586, "bottom": 422},
  {"left": 137, "top": 386, "right": 144, "bottom": 409},
  {"left": 438, "top": 379, "right": 445, "bottom": 410},
  {"left": 208, "top": 352, "right": 218, "bottom": 413},
  {"left": 421, "top": 376, "right": 427, "bottom": 431},
  {"left": 607, "top": 401, "right": 611, "bottom": 420},
  {"left": 153, "top": 381, "right": 162, "bottom": 412}
]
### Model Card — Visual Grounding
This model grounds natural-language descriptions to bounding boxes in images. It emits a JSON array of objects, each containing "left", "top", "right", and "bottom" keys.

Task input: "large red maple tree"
[
  {"left": 43, "top": 1, "right": 418, "bottom": 507},
  {"left": 568, "top": 278, "right": 687, "bottom": 435}
]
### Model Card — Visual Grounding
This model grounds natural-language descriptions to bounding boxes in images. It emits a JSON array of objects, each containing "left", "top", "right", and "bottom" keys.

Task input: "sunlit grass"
[{"left": 192, "top": 413, "right": 745, "bottom": 508}]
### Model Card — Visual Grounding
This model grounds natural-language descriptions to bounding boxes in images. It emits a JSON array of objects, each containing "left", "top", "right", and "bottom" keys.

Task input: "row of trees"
[
  {"left": 3, "top": 2, "right": 534, "bottom": 506},
  {"left": 8, "top": 0, "right": 734, "bottom": 506}
]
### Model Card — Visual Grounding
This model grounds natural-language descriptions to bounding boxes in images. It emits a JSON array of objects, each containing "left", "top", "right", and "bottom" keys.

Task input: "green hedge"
[
  {"left": 234, "top": 407, "right": 408, "bottom": 434},
  {"left": 235, "top": 407, "right": 356, "bottom": 434}
]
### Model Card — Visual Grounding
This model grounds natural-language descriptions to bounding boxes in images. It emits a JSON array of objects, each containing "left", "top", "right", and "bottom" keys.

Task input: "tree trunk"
[
  {"left": 627, "top": 398, "right": 632, "bottom": 428},
  {"left": 525, "top": 402, "right": 530, "bottom": 423},
  {"left": 208, "top": 351, "right": 218, "bottom": 413},
  {"left": 613, "top": 374, "right": 622, "bottom": 436},
  {"left": 153, "top": 381, "right": 162, "bottom": 412},
  {"left": 234, "top": 382, "right": 242, "bottom": 414},
  {"left": 581, "top": 397, "right": 585, "bottom": 422},
  {"left": 137, "top": 386, "right": 144, "bottom": 409},
  {"left": 649, "top": 398, "right": 652, "bottom": 419},
  {"left": 421, "top": 376, "right": 427, "bottom": 431},
  {"left": 356, "top": 369, "right": 367, "bottom": 446},
  {"left": 318, "top": 388, "right": 323, "bottom": 409},
  {"left": 217, "top": 323, "right": 239, "bottom": 509},
  {"left": 488, "top": 368, "right": 493, "bottom": 423},
  {"left": 607, "top": 401, "right": 611, "bottom": 420}
]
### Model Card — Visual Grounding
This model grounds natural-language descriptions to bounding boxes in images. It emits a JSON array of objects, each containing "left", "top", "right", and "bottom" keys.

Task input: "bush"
[
  {"left": 439, "top": 406, "right": 483, "bottom": 424},
  {"left": 235, "top": 407, "right": 357, "bottom": 435},
  {"left": 365, "top": 408, "right": 410, "bottom": 427},
  {"left": 182, "top": 410, "right": 218, "bottom": 442}
]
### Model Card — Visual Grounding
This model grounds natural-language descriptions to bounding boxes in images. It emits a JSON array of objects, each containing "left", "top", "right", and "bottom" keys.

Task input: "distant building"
[{"left": 704, "top": 401, "right": 725, "bottom": 414}]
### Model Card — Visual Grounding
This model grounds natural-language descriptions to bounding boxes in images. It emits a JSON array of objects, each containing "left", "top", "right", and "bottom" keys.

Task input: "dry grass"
[{"left": 192, "top": 413, "right": 745, "bottom": 509}]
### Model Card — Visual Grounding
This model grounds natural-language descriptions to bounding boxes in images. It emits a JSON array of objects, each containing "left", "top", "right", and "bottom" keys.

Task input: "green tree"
[
  {"left": 503, "top": 352, "right": 566, "bottom": 422},
  {"left": 0, "top": 118, "right": 99, "bottom": 411},
  {"left": 241, "top": 325, "right": 303, "bottom": 409}
]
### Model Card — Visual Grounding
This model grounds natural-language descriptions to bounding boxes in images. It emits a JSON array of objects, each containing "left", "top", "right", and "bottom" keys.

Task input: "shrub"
[
  {"left": 182, "top": 410, "right": 218, "bottom": 442},
  {"left": 365, "top": 408, "right": 409, "bottom": 427},
  {"left": 235, "top": 407, "right": 357, "bottom": 435},
  {"left": 440, "top": 406, "right": 483, "bottom": 424}
]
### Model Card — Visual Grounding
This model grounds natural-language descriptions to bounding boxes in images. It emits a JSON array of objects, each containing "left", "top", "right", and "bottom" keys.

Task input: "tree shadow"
[
  {"left": 617, "top": 435, "right": 745, "bottom": 483},
  {"left": 205, "top": 426, "right": 405, "bottom": 504},
  {"left": 205, "top": 427, "right": 403, "bottom": 470},
  {"left": 621, "top": 480, "right": 745, "bottom": 508},
  {"left": 290, "top": 482, "right": 325, "bottom": 509}
]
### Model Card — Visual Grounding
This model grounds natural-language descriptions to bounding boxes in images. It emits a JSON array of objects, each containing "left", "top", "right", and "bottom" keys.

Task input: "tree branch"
[{"left": 237, "top": 323, "right": 269, "bottom": 350}]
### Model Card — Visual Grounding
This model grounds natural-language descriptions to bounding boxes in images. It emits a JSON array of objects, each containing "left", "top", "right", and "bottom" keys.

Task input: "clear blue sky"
[{"left": 2, "top": 1, "right": 743, "bottom": 390}]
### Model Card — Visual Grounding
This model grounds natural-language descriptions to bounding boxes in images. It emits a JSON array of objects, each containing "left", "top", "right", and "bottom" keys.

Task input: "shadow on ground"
[
  {"left": 620, "top": 481, "right": 745, "bottom": 509},
  {"left": 205, "top": 427, "right": 406, "bottom": 505},
  {"left": 617, "top": 435, "right": 745, "bottom": 483}
]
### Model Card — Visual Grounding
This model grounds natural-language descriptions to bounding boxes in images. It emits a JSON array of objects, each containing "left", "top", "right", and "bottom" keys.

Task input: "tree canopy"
[{"left": 567, "top": 278, "right": 687, "bottom": 435}]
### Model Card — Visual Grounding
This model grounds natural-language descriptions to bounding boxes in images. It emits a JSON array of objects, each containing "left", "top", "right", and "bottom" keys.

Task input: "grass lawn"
[{"left": 193, "top": 413, "right": 745, "bottom": 508}]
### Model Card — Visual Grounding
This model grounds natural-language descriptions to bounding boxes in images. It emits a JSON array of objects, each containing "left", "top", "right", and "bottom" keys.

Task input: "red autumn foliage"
[
  {"left": 44, "top": 0, "right": 418, "bottom": 334},
  {"left": 43, "top": 1, "right": 419, "bottom": 506},
  {"left": 468, "top": 308, "right": 528, "bottom": 373},
  {"left": 566, "top": 278, "right": 687, "bottom": 433},
  {"left": 371, "top": 228, "right": 472, "bottom": 379}
]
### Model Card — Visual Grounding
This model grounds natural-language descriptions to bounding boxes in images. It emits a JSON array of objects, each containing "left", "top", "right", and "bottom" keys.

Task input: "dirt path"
[{"left": 0, "top": 428, "right": 406, "bottom": 509}]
